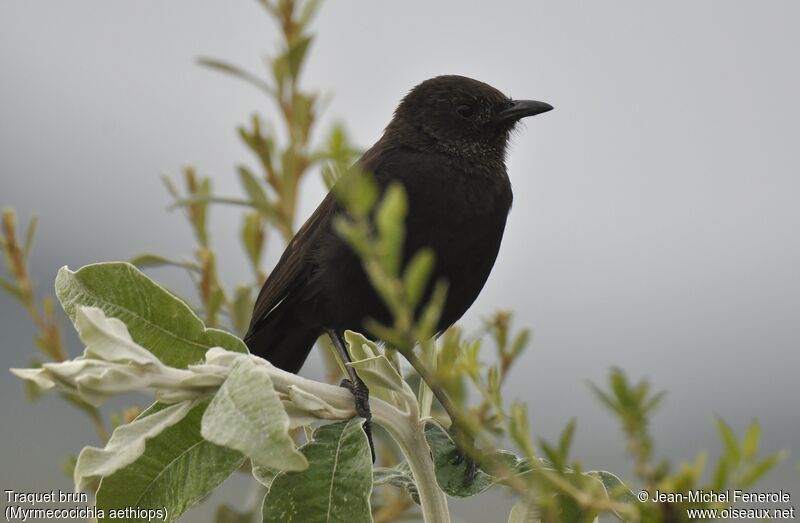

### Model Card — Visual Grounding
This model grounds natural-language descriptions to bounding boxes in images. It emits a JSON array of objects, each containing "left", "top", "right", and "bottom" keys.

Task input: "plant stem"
[
  {"left": 377, "top": 410, "right": 450, "bottom": 523},
  {"left": 268, "top": 366, "right": 451, "bottom": 523}
]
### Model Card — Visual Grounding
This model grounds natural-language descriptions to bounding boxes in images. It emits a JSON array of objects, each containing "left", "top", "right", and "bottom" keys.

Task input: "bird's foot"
[
  {"left": 450, "top": 447, "right": 479, "bottom": 484},
  {"left": 449, "top": 429, "right": 479, "bottom": 484},
  {"left": 340, "top": 377, "right": 376, "bottom": 463}
]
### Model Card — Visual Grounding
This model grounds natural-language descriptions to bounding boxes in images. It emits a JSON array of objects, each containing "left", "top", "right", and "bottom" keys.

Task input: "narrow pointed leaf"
[
  {"left": 375, "top": 183, "right": 407, "bottom": 276},
  {"left": 130, "top": 253, "right": 201, "bottom": 273},
  {"left": 716, "top": 418, "right": 740, "bottom": 464},
  {"left": 741, "top": 421, "right": 760, "bottom": 460},
  {"left": 285, "top": 36, "right": 313, "bottom": 79},
  {"left": 237, "top": 166, "right": 273, "bottom": 213},
  {"left": 0, "top": 276, "right": 22, "bottom": 300},
  {"left": 197, "top": 57, "right": 275, "bottom": 96},
  {"left": 402, "top": 248, "right": 435, "bottom": 308},
  {"left": 23, "top": 214, "right": 38, "bottom": 256}
]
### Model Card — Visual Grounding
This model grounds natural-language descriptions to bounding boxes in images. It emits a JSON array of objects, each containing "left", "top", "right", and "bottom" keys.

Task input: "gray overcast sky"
[{"left": 2, "top": 1, "right": 798, "bottom": 520}]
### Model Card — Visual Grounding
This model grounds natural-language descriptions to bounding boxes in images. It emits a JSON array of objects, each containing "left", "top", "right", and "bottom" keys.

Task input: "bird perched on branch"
[{"left": 245, "top": 74, "right": 552, "bottom": 460}]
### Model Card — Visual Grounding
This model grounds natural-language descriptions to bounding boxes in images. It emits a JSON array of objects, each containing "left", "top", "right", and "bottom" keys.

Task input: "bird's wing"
[
  {"left": 245, "top": 139, "right": 395, "bottom": 336},
  {"left": 246, "top": 192, "right": 337, "bottom": 334}
]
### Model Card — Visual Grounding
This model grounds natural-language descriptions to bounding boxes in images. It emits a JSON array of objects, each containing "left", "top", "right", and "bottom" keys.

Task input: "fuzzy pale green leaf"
[
  {"left": 95, "top": 400, "right": 244, "bottom": 522},
  {"left": 508, "top": 498, "right": 540, "bottom": 523},
  {"left": 343, "top": 330, "right": 407, "bottom": 407},
  {"left": 424, "top": 420, "right": 533, "bottom": 498},
  {"left": 373, "top": 462, "right": 419, "bottom": 504},
  {"left": 75, "top": 400, "right": 196, "bottom": 492},
  {"left": 262, "top": 419, "right": 373, "bottom": 523},
  {"left": 55, "top": 263, "right": 247, "bottom": 368},
  {"left": 201, "top": 358, "right": 307, "bottom": 471}
]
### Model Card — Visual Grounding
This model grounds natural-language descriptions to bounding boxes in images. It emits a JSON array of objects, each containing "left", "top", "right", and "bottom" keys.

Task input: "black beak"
[{"left": 495, "top": 99, "right": 553, "bottom": 125}]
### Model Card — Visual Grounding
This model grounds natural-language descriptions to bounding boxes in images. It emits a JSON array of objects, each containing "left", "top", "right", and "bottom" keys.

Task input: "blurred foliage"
[
  {"left": 331, "top": 172, "right": 785, "bottom": 523},
  {"left": 1, "top": 208, "right": 110, "bottom": 444},
  {"left": 2, "top": 0, "right": 786, "bottom": 522}
]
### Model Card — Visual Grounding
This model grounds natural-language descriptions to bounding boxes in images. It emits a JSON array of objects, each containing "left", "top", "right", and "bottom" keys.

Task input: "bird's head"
[{"left": 388, "top": 75, "right": 552, "bottom": 160}]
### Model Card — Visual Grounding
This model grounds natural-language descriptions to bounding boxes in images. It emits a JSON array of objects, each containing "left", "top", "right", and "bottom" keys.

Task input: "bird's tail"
[{"left": 244, "top": 303, "right": 320, "bottom": 374}]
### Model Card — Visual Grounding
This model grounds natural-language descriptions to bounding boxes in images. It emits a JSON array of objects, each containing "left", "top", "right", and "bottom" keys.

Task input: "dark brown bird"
[
  {"left": 245, "top": 75, "right": 552, "bottom": 457},
  {"left": 245, "top": 75, "right": 551, "bottom": 367}
]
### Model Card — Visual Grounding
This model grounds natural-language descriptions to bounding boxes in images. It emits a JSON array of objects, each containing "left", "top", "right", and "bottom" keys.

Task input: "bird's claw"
[
  {"left": 450, "top": 447, "right": 479, "bottom": 484},
  {"left": 339, "top": 377, "right": 376, "bottom": 463},
  {"left": 448, "top": 426, "right": 480, "bottom": 484}
]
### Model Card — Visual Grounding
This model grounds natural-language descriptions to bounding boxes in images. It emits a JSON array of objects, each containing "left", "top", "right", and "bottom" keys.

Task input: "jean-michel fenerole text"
[{"left": 650, "top": 489, "right": 791, "bottom": 504}]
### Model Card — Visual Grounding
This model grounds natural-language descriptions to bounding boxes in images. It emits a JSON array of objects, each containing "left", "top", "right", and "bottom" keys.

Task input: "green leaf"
[
  {"left": 23, "top": 214, "right": 38, "bottom": 256},
  {"left": 741, "top": 421, "right": 760, "bottom": 460},
  {"left": 555, "top": 495, "right": 586, "bottom": 523},
  {"left": 414, "top": 280, "right": 447, "bottom": 340},
  {"left": 346, "top": 355, "right": 403, "bottom": 393},
  {"left": 539, "top": 441, "right": 563, "bottom": 473},
  {"left": 62, "top": 454, "right": 78, "bottom": 481},
  {"left": 231, "top": 285, "right": 254, "bottom": 336},
  {"left": 298, "top": 0, "right": 323, "bottom": 27},
  {"left": 332, "top": 218, "right": 369, "bottom": 259},
  {"left": 237, "top": 166, "right": 273, "bottom": 214},
  {"left": 738, "top": 453, "right": 784, "bottom": 488},
  {"left": 197, "top": 58, "right": 276, "bottom": 96},
  {"left": 55, "top": 262, "right": 247, "bottom": 368},
  {"left": 423, "top": 420, "right": 531, "bottom": 498},
  {"left": 510, "top": 401, "right": 536, "bottom": 459},
  {"left": 290, "top": 92, "right": 315, "bottom": 137},
  {"left": 270, "top": 55, "right": 288, "bottom": 93},
  {"left": 285, "top": 36, "right": 313, "bottom": 79},
  {"left": 75, "top": 400, "right": 197, "bottom": 492},
  {"left": 0, "top": 276, "right": 22, "bottom": 300},
  {"left": 161, "top": 175, "right": 180, "bottom": 200},
  {"left": 508, "top": 498, "right": 539, "bottom": 523},
  {"left": 129, "top": 253, "right": 201, "bottom": 273},
  {"left": 609, "top": 368, "right": 632, "bottom": 408},
  {"left": 342, "top": 331, "right": 407, "bottom": 407},
  {"left": 712, "top": 456, "right": 730, "bottom": 490},
  {"left": 201, "top": 358, "right": 307, "bottom": 471},
  {"left": 252, "top": 465, "right": 281, "bottom": 489},
  {"left": 585, "top": 470, "right": 638, "bottom": 520},
  {"left": 241, "top": 212, "right": 265, "bottom": 270},
  {"left": 375, "top": 183, "right": 407, "bottom": 276},
  {"left": 373, "top": 462, "right": 419, "bottom": 504},
  {"left": 262, "top": 419, "right": 373, "bottom": 523},
  {"left": 193, "top": 177, "right": 212, "bottom": 246},
  {"left": 343, "top": 330, "right": 381, "bottom": 361},
  {"left": 716, "top": 417, "right": 740, "bottom": 465},
  {"left": 589, "top": 383, "right": 619, "bottom": 416},
  {"left": 402, "top": 248, "right": 435, "bottom": 308},
  {"left": 332, "top": 168, "right": 377, "bottom": 218},
  {"left": 256, "top": 0, "right": 279, "bottom": 17},
  {"left": 510, "top": 329, "right": 530, "bottom": 359},
  {"left": 24, "top": 376, "right": 43, "bottom": 401},
  {"left": 96, "top": 400, "right": 244, "bottom": 522},
  {"left": 559, "top": 419, "right": 576, "bottom": 462}
]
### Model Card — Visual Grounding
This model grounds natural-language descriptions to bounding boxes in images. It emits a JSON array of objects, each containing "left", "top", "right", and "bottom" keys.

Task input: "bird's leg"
[{"left": 326, "top": 329, "right": 376, "bottom": 463}]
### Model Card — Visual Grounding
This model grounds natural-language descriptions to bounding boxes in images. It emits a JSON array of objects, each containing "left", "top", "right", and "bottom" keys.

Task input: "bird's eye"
[{"left": 456, "top": 104, "right": 475, "bottom": 118}]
